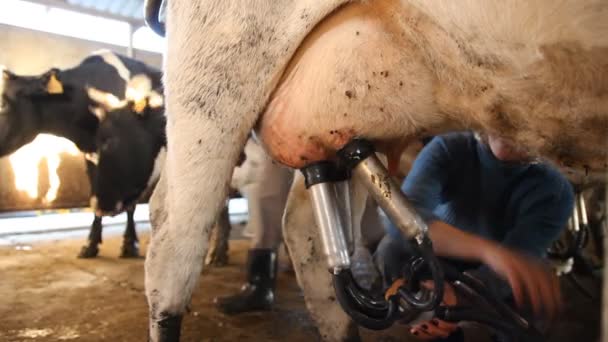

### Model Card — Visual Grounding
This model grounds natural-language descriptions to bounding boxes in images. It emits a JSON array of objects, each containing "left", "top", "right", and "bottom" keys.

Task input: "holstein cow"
[
  {"left": 144, "top": 0, "right": 608, "bottom": 340},
  {"left": 86, "top": 80, "right": 245, "bottom": 267},
  {"left": 0, "top": 50, "right": 161, "bottom": 258},
  {"left": 86, "top": 76, "right": 167, "bottom": 217}
]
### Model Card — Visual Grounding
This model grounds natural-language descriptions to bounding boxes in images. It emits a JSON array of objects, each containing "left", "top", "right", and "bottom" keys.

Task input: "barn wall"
[
  {"left": 0, "top": 24, "right": 162, "bottom": 73},
  {"left": 0, "top": 24, "right": 162, "bottom": 212}
]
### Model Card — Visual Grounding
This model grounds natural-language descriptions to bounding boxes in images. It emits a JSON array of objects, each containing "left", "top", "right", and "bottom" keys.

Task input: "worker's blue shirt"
[{"left": 387, "top": 132, "right": 574, "bottom": 297}]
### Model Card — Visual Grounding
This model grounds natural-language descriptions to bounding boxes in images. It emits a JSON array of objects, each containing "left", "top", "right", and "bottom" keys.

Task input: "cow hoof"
[
  {"left": 150, "top": 314, "right": 183, "bottom": 342},
  {"left": 78, "top": 245, "right": 99, "bottom": 258},
  {"left": 120, "top": 242, "right": 140, "bottom": 258}
]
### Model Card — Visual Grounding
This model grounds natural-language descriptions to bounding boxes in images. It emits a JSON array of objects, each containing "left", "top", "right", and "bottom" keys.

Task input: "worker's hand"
[
  {"left": 410, "top": 318, "right": 459, "bottom": 340},
  {"left": 481, "top": 245, "right": 562, "bottom": 320},
  {"left": 409, "top": 282, "right": 460, "bottom": 340}
]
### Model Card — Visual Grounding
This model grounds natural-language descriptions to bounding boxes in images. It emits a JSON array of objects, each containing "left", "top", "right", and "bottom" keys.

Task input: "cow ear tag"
[
  {"left": 133, "top": 98, "right": 147, "bottom": 114},
  {"left": 46, "top": 73, "right": 64, "bottom": 94}
]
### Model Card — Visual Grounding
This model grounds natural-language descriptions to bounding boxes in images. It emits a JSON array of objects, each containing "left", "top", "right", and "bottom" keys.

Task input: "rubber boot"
[{"left": 214, "top": 248, "right": 277, "bottom": 315}]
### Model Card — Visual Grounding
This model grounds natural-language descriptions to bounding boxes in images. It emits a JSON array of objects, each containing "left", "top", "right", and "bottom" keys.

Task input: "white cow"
[{"left": 145, "top": 0, "right": 608, "bottom": 341}]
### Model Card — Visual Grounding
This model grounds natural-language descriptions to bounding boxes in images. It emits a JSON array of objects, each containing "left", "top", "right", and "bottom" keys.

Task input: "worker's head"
[{"left": 486, "top": 134, "right": 532, "bottom": 163}]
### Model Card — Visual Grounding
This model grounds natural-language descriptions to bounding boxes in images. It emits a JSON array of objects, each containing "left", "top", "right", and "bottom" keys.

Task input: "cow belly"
[{"left": 256, "top": 0, "right": 443, "bottom": 169}]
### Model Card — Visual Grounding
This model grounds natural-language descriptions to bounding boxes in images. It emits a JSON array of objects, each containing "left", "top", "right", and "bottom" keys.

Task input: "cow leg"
[
  {"left": 205, "top": 204, "right": 231, "bottom": 267},
  {"left": 79, "top": 159, "right": 102, "bottom": 258},
  {"left": 145, "top": 168, "right": 185, "bottom": 341},
  {"left": 145, "top": 139, "right": 243, "bottom": 341},
  {"left": 78, "top": 215, "right": 103, "bottom": 258},
  {"left": 145, "top": 50, "right": 252, "bottom": 342},
  {"left": 283, "top": 173, "right": 360, "bottom": 342},
  {"left": 120, "top": 206, "right": 140, "bottom": 258},
  {"left": 149, "top": 169, "right": 168, "bottom": 237}
]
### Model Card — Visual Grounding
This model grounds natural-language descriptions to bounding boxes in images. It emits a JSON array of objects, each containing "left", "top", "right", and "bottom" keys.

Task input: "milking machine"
[
  {"left": 548, "top": 183, "right": 605, "bottom": 300},
  {"left": 549, "top": 187, "right": 592, "bottom": 264},
  {"left": 301, "top": 139, "right": 544, "bottom": 341}
]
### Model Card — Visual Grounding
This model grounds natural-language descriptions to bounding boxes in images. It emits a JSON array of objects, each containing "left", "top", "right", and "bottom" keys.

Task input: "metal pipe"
[
  {"left": 572, "top": 197, "right": 580, "bottom": 232},
  {"left": 578, "top": 193, "right": 588, "bottom": 226},
  {"left": 127, "top": 23, "right": 134, "bottom": 58},
  {"left": 351, "top": 154, "right": 427, "bottom": 242},
  {"left": 30, "top": 0, "right": 144, "bottom": 26},
  {"left": 309, "top": 182, "right": 351, "bottom": 272}
]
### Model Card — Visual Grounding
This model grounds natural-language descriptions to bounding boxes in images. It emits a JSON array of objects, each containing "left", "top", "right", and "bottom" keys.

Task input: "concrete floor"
[
  {"left": 0, "top": 234, "right": 321, "bottom": 342},
  {"left": 0, "top": 231, "right": 602, "bottom": 341},
  {"left": 0, "top": 231, "right": 418, "bottom": 342}
]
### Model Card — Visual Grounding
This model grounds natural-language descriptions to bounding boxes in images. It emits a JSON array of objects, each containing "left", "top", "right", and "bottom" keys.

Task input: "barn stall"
[{"left": 0, "top": 0, "right": 605, "bottom": 341}]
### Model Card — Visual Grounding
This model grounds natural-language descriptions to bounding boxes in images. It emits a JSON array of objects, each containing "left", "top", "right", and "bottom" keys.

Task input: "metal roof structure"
[{"left": 26, "top": 0, "right": 146, "bottom": 26}]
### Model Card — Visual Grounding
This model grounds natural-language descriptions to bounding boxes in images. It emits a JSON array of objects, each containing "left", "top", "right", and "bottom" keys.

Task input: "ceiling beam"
[{"left": 25, "top": 0, "right": 145, "bottom": 27}]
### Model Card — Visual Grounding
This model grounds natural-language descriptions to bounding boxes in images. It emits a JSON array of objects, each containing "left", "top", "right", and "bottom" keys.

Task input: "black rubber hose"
[
  {"left": 439, "top": 264, "right": 549, "bottom": 341},
  {"left": 144, "top": 0, "right": 166, "bottom": 37},
  {"left": 575, "top": 224, "right": 589, "bottom": 253},
  {"left": 441, "top": 306, "right": 546, "bottom": 342},
  {"left": 436, "top": 307, "right": 521, "bottom": 341},
  {"left": 332, "top": 270, "right": 398, "bottom": 330},
  {"left": 442, "top": 266, "right": 531, "bottom": 332},
  {"left": 333, "top": 270, "right": 394, "bottom": 317},
  {"left": 397, "top": 238, "right": 444, "bottom": 311},
  {"left": 344, "top": 282, "right": 394, "bottom": 317},
  {"left": 565, "top": 273, "right": 597, "bottom": 300},
  {"left": 548, "top": 223, "right": 589, "bottom": 261}
]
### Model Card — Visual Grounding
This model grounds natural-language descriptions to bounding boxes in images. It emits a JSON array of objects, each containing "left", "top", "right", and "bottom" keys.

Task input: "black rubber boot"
[{"left": 214, "top": 248, "right": 277, "bottom": 315}]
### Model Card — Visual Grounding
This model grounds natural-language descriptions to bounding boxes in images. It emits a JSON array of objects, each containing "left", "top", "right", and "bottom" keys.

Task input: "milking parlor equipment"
[{"left": 300, "top": 139, "right": 543, "bottom": 341}]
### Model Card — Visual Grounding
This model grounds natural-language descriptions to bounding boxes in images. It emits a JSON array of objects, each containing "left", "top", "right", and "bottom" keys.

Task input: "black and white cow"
[
  {"left": 86, "top": 81, "right": 241, "bottom": 267},
  {"left": 0, "top": 50, "right": 162, "bottom": 258},
  {"left": 86, "top": 78, "right": 166, "bottom": 217}
]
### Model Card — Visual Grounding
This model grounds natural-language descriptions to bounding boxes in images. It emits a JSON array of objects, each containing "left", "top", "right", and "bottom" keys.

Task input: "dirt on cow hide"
[{"left": 0, "top": 233, "right": 601, "bottom": 341}]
